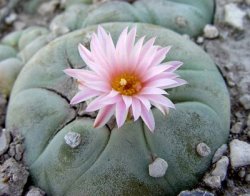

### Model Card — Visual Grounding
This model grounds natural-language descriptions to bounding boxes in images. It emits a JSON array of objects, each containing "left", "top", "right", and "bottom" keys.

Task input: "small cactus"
[{"left": 6, "top": 23, "right": 230, "bottom": 195}]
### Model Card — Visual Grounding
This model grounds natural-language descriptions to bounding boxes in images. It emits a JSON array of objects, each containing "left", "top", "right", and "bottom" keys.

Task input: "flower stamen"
[{"left": 112, "top": 73, "right": 142, "bottom": 96}]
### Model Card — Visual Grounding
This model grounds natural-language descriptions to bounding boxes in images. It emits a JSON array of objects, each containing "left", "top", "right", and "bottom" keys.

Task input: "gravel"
[
  {"left": 230, "top": 139, "right": 250, "bottom": 168},
  {"left": 212, "top": 144, "right": 228, "bottom": 163},
  {"left": 0, "top": 158, "right": 29, "bottom": 196}
]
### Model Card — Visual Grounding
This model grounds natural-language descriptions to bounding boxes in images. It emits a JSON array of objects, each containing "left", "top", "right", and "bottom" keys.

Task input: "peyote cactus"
[
  {"left": 6, "top": 23, "right": 230, "bottom": 195},
  {"left": 0, "top": 26, "right": 50, "bottom": 97},
  {"left": 51, "top": 0, "right": 215, "bottom": 37}
]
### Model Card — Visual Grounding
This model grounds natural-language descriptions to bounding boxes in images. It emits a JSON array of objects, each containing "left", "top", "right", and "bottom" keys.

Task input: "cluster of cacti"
[
  {"left": 0, "top": 27, "right": 50, "bottom": 96},
  {"left": 51, "top": 0, "right": 215, "bottom": 37},
  {"left": 6, "top": 22, "right": 230, "bottom": 195}
]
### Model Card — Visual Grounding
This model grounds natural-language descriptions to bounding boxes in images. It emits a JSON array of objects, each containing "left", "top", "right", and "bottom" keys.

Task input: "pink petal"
[
  {"left": 146, "top": 78, "right": 177, "bottom": 88},
  {"left": 122, "top": 95, "right": 132, "bottom": 109},
  {"left": 151, "top": 101, "right": 169, "bottom": 115},
  {"left": 131, "top": 97, "right": 141, "bottom": 121},
  {"left": 140, "top": 105, "right": 155, "bottom": 132},
  {"left": 116, "top": 27, "right": 128, "bottom": 67},
  {"left": 135, "top": 95, "right": 151, "bottom": 111},
  {"left": 150, "top": 46, "right": 171, "bottom": 67},
  {"left": 146, "top": 94, "right": 175, "bottom": 109},
  {"left": 140, "top": 87, "right": 167, "bottom": 95},
  {"left": 116, "top": 100, "right": 128, "bottom": 128},
  {"left": 94, "top": 105, "right": 115, "bottom": 128},
  {"left": 85, "top": 96, "right": 106, "bottom": 112},
  {"left": 165, "top": 78, "right": 187, "bottom": 89},
  {"left": 85, "top": 92, "right": 120, "bottom": 112},
  {"left": 84, "top": 81, "right": 111, "bottom": 92},
  {"left": 64, "top": 69, "right": 99, "bottom": 81},
  {"left": 142, "top": 61, "right": 183, "bottom": 82},
  {"left": 78, "top": 44, "right": 109, "bottom": 78},
  {"left": 127, "top": 27, "right": 137, "bottom": 53},
  {"left": 70, "top": 88, "right": 100, "bottom": 105},
  {"left": 130, "top": 36, "right": 145, "bottom": 68},
  {"left": 164, "top": 61, "right": 183, "bottom": 72}
]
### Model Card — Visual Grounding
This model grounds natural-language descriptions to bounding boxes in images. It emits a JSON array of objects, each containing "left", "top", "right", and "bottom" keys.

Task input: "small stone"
[
  {"left": 14, "top": 144, "right": 24, "bottom": 161},
  {"left": 0, "top": 129, "right": 11, "bottom": 156},
  {"left": 203, "top": 24, "right": 219, "bottom": 39},
  {"left": 149, "top": 158, "right": 168, "bottom": 178},
  {"left": 38, "top": 0, "right": 60, "bottom": 16},
  {"left": 224, "top": 3, "right": 246, "bottom": 30},
  {"left": 203, "top": 175, "right": 221, "bottom": 189},
  {"left": 231, "top": 122, "right": 243, "bottom": 134},
  {"left": 0, "top": 158, "right": 29, "bottom": 196},
  {"left": 212, "top": 144, "right": 228, "bottom": 163},
  {"left": 230, "top": 139, "right": 250, "bottom": 168},
  {"left": 14, "top": 21, "right": 26, "bottom": 31},
  {"left": 245, "top": 174, "right": 250, "bottom": 182},
  {"left": 196, "top": 142, "right": 211, "bottom": 157},
  {"left": 64, "top": 131, "right": 81, "bottom": 148},
  {"left": 8, "top": 143, "right": 16, "bottom": 157},
  {"left": 5, "top": 13, "right": 17, "bottom": 24},
  {"left": 247, "top": 114, "right": 250, "bottom": 127},
  {"left": 26, "top": 186, "right": 45, "bottom": 196},
  {"left": 211, "top": 156, "right": 229, "bottom": 181},
  {"left": 238, "top": 168, "right": 246, "bottom": 178},
  {"left": 196, "top": 36, "right": 204, "bottom": 44},
  {"left": 239, "top": 94, "right": 250, "bottom": 109},
  {"left": 246, "top": 0, "right": 250, "bottom": 5},
  {"left": 50, "top": 25, "right": 70, "bottom": 36},
  {"left": 178, "top": 189, "right": 214, "bottom": 196}
]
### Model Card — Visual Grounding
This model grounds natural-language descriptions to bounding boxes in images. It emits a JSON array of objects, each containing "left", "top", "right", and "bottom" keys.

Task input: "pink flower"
[{"left": 64, "top": 26, "right": 186, "bottom": 132}]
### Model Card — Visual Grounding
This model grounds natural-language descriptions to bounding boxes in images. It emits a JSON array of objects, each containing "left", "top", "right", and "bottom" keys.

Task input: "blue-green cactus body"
[{"left": 6, "top": 23, "right": 230, "bottom": 195}]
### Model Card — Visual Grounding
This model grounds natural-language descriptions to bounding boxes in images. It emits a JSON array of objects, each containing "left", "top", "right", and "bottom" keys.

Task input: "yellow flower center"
[{"left": 111, "top": 73, "right": 142, "bottom": 96}]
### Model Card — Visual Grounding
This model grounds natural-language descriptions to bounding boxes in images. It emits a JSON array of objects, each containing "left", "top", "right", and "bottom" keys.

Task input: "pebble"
[
  {"left": 178, "top": 189, "right": 214, "bottom": 196},
  {"left": 231, "top": 122, "right": 243, "bottom": 134},
  {"left": 230, "top": 139, "right": 250, "bottom": 168},
  {"left": 245, "top": 174, "right": 250, "bottom": 182},
  {"left": 64, "top": 131, "right": 81, "bottom": 148},
  {"left": 239, "top": 94, "right": 250, "bottom": 109},
  {"left": 211, "top": 156, "right": 229, "bottom": 181},
  {"left": 148, "top": 158, "right": 168, "bottom": 178},
  {"left": 203, "top": 175, "right": 221, "bottom": 189},
  {"left": 0, "top": 129, "right": 11, "bottom": 156},
  {"left": 0, "top": 158, "right": 29, "bottom": 196},
  {"left": 5, "top": 12, "right": 17, "bottom": 24},
  {"left": 196, "top": 142, "right": 211, "bottom": 157},
  {"left": 203, "top": 24, "right": 219, "bottom": 39},
  {"left": 238, "top": 168, "right": 246, "bottom": 178},
  {"left": 224, "top": 3, "right": 246, "bottom": 30},
  {"left": 196, "top": 36, "right": 204, "bottom": 44},
  {"left": 247, "top": 114, "right": 250, "bottom": 127},
  {"left": 38, "top": 0, "right": 60, "bottom": 16},
  {"left": 26, "top": 186, "right": 45, "bottom": 196},
  {"left": 212, "top": 144, "right": 228, "bottom": 163},
  {"left": 50, "top": 24, "right": 70, "bottom": 36},
  {"left": 15, "top": 144, "right": 24, "bottom": 161}
]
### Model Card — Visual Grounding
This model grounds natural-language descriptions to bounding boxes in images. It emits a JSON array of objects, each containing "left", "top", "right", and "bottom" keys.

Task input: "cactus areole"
[{"left": 6, "top": 23, "right": 230, "bottom": 196}]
